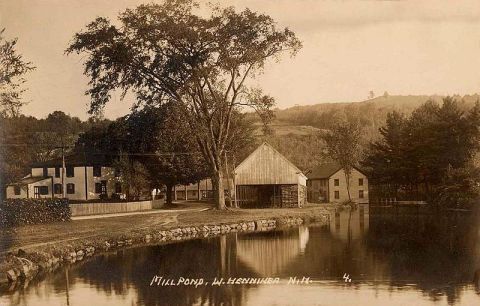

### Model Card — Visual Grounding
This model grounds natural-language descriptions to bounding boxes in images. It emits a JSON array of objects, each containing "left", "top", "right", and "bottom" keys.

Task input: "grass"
[{"left": 0, "top": 202, "right": 333, "bottom": 255}]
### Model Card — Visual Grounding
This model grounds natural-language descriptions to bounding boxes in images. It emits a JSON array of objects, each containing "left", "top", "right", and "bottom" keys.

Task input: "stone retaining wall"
[{"left": 0, "top": 214, "right": 328, "bottom": 290}]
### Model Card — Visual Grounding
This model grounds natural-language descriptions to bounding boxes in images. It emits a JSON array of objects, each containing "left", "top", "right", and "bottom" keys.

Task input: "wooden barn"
[{"left": 234, "top": 142, "right": 307, "bottom": 208}]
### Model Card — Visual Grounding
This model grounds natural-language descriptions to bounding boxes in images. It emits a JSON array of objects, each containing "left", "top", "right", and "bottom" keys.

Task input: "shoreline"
[{"left": 0, "top": 205, "right": 331, "bottom": 291}]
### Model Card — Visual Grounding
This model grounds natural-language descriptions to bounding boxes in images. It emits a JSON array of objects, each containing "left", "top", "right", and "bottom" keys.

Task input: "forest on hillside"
[{"left": 259, "top": 94, "right": 480, "bottom": 172}]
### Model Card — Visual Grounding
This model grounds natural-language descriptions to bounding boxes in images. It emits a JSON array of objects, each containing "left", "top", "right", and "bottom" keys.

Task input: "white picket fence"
[{"left": 70, "top": 199, "right": 164, "bottom": 216}]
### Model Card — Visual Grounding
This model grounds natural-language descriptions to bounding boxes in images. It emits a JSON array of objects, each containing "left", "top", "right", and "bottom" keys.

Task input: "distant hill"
[
  {"left": 251, "top": 94, "right": 480, "bottom": 139},
  {"left": 279, "top": 93, "right": 479, "bottom": 114},
  {"left": 249, "top": 94, "right": 480, "bottom": 171}
]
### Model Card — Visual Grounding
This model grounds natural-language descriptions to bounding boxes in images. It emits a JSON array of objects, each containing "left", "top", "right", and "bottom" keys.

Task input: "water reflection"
[
  {"left": 236, "top": 227, "right": 309, "bottom": 276},
  {"left": 2, "top": 205, "right": 480, "bottom": 306}
]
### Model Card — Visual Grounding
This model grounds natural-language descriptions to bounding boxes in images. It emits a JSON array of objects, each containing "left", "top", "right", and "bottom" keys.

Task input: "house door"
[
  {"left": 101, "top": 180, "right": 107, "bottom": 195},
  {"left": 34, "top": 186, "right": 40, "bottom": 198}
]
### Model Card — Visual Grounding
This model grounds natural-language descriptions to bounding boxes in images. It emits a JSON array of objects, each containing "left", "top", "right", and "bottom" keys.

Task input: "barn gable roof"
[{"left": 235, "top": 142, "right": 307, "bottom": 185}]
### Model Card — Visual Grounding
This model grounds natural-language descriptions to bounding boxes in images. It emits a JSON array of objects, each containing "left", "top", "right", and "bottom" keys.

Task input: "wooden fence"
[{"left": 70, "top": 199, "right": 164, "bottom": 216}]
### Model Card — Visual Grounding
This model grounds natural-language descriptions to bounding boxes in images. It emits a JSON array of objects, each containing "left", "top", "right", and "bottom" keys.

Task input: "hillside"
[
  {"left": 274, "top": 94, "right": 480, "bottom": 129},
  {"left": 251, "top": 94, "right": 480, "bottom": 171}
]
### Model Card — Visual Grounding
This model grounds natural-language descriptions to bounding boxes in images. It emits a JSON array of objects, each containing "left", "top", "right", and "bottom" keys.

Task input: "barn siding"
[{"left": 235, "top": 143, "right": 306, "bottom": 186}]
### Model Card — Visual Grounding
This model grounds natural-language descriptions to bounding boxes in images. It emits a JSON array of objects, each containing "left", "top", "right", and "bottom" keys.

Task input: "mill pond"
[{"left": 1, "top": 205, "right": 480, "bottom": 306}]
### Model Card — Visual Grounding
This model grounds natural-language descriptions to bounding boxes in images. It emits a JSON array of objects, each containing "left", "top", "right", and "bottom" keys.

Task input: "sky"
[{"left": 1, "top": 0, "right": 480, "bottom": 120}]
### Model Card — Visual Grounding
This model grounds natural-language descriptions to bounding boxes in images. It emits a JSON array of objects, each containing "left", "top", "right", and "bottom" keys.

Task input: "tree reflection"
[
  {"left": 3, "top": 208, "right": 480, "bottom": 306},
  {"left": 68, "top": 237, "right": 253, "bottom": 306},
  {"left": 366, "top": 213, "right": 480, "bottom": 304}
]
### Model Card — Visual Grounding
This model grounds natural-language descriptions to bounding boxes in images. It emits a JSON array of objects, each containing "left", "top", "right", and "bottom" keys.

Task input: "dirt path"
[{"left": 0, "top": 202, "right": 210, "bottom": 254}]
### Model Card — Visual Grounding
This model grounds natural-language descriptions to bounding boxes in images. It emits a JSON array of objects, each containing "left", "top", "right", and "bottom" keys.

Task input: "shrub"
[
  {"left": 110, "top": 193, "right": 121, "bottom": 201},
  {"left": 0, "top": 198, "right": 71, "bottom": 227}
]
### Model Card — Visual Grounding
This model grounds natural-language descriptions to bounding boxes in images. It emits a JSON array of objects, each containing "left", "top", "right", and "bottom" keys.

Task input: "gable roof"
[
  {"left": 236, "top": 142, "right": 306, "bottom": 177},
  {"left": 308, "top": 163, "right": 342, "bottom": 179},
  {"left": 8, "top": 176, "right": 51, "bottom": 186},
  {"left": 30, "top": 152, "right": 111, "bottom": 168},
  {"left": 308, "top": 162, "right": 368, "bottom": 179},
  {"left": 234, "top": 142, "right": 307, "bottom": 185}
]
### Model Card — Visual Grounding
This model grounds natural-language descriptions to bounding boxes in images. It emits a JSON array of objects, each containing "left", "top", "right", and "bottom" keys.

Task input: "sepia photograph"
[{"left": 1, "top": 0, "right": 480, "bottom": 305}]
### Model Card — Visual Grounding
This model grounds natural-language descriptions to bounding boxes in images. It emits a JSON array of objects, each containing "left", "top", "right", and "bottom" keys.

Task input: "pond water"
[{"left": 2, "top": 204, "right": 480, "bottom": 306}]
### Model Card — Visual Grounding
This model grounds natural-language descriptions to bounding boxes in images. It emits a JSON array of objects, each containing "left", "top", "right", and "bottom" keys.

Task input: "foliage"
[
  {"left": 66, "top": 0, "right": 301, "bottom": 209},
  {"left": 0, "top": 29, "right": 35, "bottom": 117},
  {"left": 113, "top": 153, "right": 150, "bottom": 201},
  {"left": 363, "top": 97, "right": 480, "bottom": 205},
  {"left": 76, "top": 102, "right": 210, "bottom": 204},
  {"left": 323, "top": 120, "right": 363, "bottom": 200},
  {"left": 266, "top": 132, "right": 327, "bottom": 172},
  {"left": 435, "top": 166, "right": 480, "bottom": 209},
  {"left": 0, "top": 198, "right": 70, "bottom": 227}
]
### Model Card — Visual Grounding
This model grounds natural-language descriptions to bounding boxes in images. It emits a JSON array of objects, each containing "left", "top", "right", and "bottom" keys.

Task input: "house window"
[
  {"left": 93, "top": 166, "right": 102, "bottom": 177},
  {"left": 95, "top": 182, "right": 102, "bottom": 194},
  {"left": 334, "top": 191, "right": 340, "bottom": 199},
  {"left": 55, "top": 167, "right": 60, "bottom": 178},
  {"left": 54, "top": 183, "right": 63, "bottom": 195},
  {"left": 359, "top": 178, "right": 364, "bottom": 186},
  {"left": 359, "top": 190, "right": 364, "bottom": 199},
  {"left": 14, "top": 186, "right": 21, "bottom": 195},
  {"left": 43, "top": 167, "right": 48, "bottom": 177},
  {"left": 67, "top": 183, "right": 75, "bottom": 194},
  {"left": 334, "top": 179, "right": 339, "bottom": 186},
  {"left": 115, "top": 182, "right": 122, "bottom": 193},
  {"left": 34, "top": 186, "right": 40, "bottom": 198},
  {"left": 66, "top": 166, "right": 74, "bottom": 177},
  {"left": 39, "top": 186, "right": 49, "bottom": 195}
]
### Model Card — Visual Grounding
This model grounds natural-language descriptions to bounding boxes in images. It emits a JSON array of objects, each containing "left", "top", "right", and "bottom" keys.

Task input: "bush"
[
  {"left": 0, "top": 198, "right": 71, "bottom": 227},
  {"left": 110, "top": 193, "right": 121, "bottom": 201}
]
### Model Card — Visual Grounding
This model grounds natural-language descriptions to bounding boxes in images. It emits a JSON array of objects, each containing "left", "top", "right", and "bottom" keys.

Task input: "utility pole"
[
  {"left": 224, "top": 151, "right": 233, "bottom": 207},
  {"left": 233, "top": 154, "right": 237, "bottom": 208},
  {"left": 62, "top": 143, "right": 66, "bottom": 198}
]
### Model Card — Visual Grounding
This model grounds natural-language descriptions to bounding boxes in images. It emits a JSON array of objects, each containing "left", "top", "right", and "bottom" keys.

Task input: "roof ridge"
[{"left": 235, "top": 142, "right": 306, "bottom": 178}]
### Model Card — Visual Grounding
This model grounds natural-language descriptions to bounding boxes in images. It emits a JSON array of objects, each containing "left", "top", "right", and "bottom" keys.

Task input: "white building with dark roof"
[
  {"left": 307, "top": 163, "right": 369, "bottom": 204},
  {"left": 6, "top": 153, "right": 123, "bottom": 201}
]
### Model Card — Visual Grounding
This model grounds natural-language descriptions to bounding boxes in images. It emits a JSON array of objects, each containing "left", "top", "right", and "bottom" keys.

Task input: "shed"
[{"left": 234, "top": 142, "right": 307, "bottom": 208}]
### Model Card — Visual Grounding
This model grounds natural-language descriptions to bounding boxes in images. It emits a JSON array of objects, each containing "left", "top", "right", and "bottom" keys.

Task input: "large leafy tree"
[
  {"left": 66, "top": 0, "right": 301, "bottom": 209},
  {"left": 323, "top": 120, "right": 363, "bottom": 201},
  {"left": 76, "top": 103, "right": 209, "bottom": 205},
  {"left": 0, "top": 29, "right": 35, "bottom": 117}
]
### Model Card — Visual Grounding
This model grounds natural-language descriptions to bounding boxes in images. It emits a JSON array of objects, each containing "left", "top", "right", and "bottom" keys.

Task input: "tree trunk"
[
  {"left": 213, "top": 171, "right": 226, "bottom": 209},
  {"left": 125, "top": 185, "right": 131, "bottom": 201},
  {"left": 345, "top": 172, "right": 352, "bottom": 201},
  {"left": 166, "top": 184, "right": 173, "bottom": 206}
]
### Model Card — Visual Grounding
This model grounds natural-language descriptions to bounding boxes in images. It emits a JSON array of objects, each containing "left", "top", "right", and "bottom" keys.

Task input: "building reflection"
[
  {"left": 3, "top": 205, "right": 480, "bottom": 306},
  {"left": 236, "top": 227, "right": 310, "bottom": 276},
  {"left": 329, "top": 204, "right": 370, "bottom": 242}
]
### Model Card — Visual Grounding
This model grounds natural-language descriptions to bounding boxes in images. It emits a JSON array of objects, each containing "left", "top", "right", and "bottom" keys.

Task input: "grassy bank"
[{"left": 0, "top": 203, "right": 332, "bottom": 289}]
